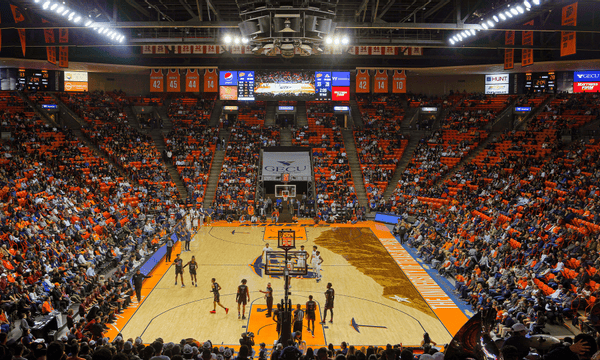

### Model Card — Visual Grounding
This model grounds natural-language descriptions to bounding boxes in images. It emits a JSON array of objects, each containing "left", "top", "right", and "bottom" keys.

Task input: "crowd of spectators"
[
  {"left": 163, "top": 96, "right": 218, "bottom": 205},
  {"left": 0, "top": 96, "right": 191, "bottom": 353}
]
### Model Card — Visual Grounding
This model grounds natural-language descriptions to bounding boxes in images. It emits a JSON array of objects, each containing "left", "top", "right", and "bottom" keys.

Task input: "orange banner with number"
[
  {"left": 203, "top": 69, "right": 218, "bottom": 92},
  {"left": 166, "top": 69, "right": 180, "bottom": 92},
  {"left": 561, "top": 2, "right": 577, "bottom": 57},
  {"left": 505, "top": 31, "right": 515, "bottom": 70},
  {"left": 355, "top": 69, "right": 370, "bottom": 93},
  {"left": 392, "top": 70, "right": 406, "bottom": 93},
  {"left": 373, "top": 70, "right": 388, "bottom": 93},
  {"left": 186, "top": 69, "right": 200, "bottom": 92},
  {"left": 10, "top": 5, "right": 26, "bottom": 57},
  {"left": 521, "top": 20, "right": 534, "bottom": 67},
  {"left": 150, "top": 69, "right": 164, "bottom": 92}
]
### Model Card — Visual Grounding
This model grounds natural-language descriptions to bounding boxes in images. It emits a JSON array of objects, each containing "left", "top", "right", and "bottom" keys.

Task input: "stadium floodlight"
[
  {"left": 470, "top": 29, "right": 476, "bottom": 36},
  {"left": 97, "top": 27, "right": 104, "bottom": 33},
  {"left": 532, "top": 0, "right": 540, "bottom": 4},
  {"left": 119, "top": 37, "right": 125, "bottom": 43},
  {"left": 34, "top": 0, "right": 41, "bottom": 3},
  {"left": 73, "top": 15, "right": 81, "bottom": 23},
  {"left": 524, "top": 1, "right": 531, "bottom": 8},
  {"left": 510, "top": 8, "right": 518, "bottom": 15},
  {"left": 241, "top": 38, "right": 249, "bottom": 44},
  {"left": 341, "top": 36, "right": 349, "bottom": 45},
  {"left": 62, "top": 9, "right": 70, "bottom": 16},
  {"left": 449, "top": 39, "right": 455, "bottom": 45},
  {"left": 85, "top": 19, "right": 93, "bottom": 26},
  {"left": 223, "top": 35, "right": 232, "bottom": 44},
  {"left": 487, "top": 20, "right": 495, "bottom": 27},
  {"left": 325, "top": 36, "right": 333, "bottom": 45},
  {"left": 505, "top": 11, "right": 513, "bottom": 18},
  {"left": 234, "top": 37, "right": 240, "bottom": 44},
  {"left": 499, "top": 13, "right": 506, "bottom": 21},
  {"left": 56, "top": 5, "right": 64, "bottom": 13},
  {"left": 333, "top": 37, "right": 340, "bottom": 45},
  {"left": 516, "top": 6, "right": 524, "bottom": 13},
  {"left": 68, "top": 12, "right": 74, "bottom": 20},
  {"left": 493, "top": 15, "right": 499, "bottom": 22},
  {"left": 457, "top": 34, "right": 463, "bottom": 40},
  {"left": 42, "top": 1, "right": 51, "bottom": 9},
  {"left": 481, "top": 22, "right": 489, "bottom": 30},
  {"left": 50, "top": 3, "right": 58, "bottom": 10}
]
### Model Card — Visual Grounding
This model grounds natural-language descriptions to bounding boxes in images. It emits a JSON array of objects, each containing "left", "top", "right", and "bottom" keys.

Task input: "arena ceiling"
[{"left": 1, "top": 0, "right": 599, "bottom": 70}]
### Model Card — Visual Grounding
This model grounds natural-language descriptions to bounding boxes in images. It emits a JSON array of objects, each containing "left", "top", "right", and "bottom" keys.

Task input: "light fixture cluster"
[
  {"left": 449, "top": 0, "right": 541, "bottom": 45},
  {"left": 324, "top": 36, "right": 350, "bottom": 46},
  {"left": 222, "top": 35, "right": 250, "bottom": 45},
  {"left": 34, "top": 0, "right": 126, "bottom": 43}
]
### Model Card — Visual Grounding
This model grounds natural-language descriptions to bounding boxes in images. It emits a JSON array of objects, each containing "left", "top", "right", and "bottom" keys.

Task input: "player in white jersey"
[
  {"left": 297, "top": 245, "right": 308, "bottom": 270},
  {"left": 314, "top": 251, "right": 323, "bottom": 282},
  {"left": 262, "top": 243, "right": 272, "bottom": 269},
  {"left": 310, "top": 246, "right": 318, "bottom": 274}
]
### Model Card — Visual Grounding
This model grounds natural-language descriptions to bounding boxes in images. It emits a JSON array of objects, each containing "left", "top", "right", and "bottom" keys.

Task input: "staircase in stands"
[
  {"left": 280, "top": 128, "right": 292, "bottom": 146},
  {"left": 296, "top": 101, "right": 308, "bottom": 127},
  {"left": 341, "top": 129, "right": 369, "bottom": 208},
  {"left": 265, "top": 101, "right": 277, "bottom": 126},
  {"left": 349, "top": 99, "right": 363, "bottom": 128},
  {"left": 202, "top": 129, "right": 229, "bottom": 208},
  {"left": 382, "top": 133, "right": 423, "bottom": 200},
  {"left": 148, "top": 129, "right": 188, "bottom": 200},
  {"left": 208, "top": 100, "right": 223, "bottom": 127}
]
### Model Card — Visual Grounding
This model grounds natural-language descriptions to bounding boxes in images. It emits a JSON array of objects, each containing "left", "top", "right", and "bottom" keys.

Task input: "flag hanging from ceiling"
[
  {"left": 561, "top": 2, "right": 577, "bottom": 57},
  {"left": 58, "top": 29, "right": 68, "bottom": 67},
  {"left": 10, "top": 4, "right": 26, "bottom": 57},
  {"left": 504, "top": 31, "right": 515, "bottom": 70},
  {"left": 521, "top": 20, "right": 534, "bottom": 67},
  {"left": 42, "top": 19, "right": 56, "bottom": 64}
]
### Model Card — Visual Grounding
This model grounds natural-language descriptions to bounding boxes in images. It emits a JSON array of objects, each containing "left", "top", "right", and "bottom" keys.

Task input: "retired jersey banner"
[
  {"left": 521, "top": 20, "right": 534, "bottom": 67},
  {"left": 41, "top": 19, "right": 56, "bottom": 64},
  {"left": 149, "top": 69, "right": 164, "bottom": 92},
  {"left": 166, "top": 69, "right": 180, "bottom": 92},
  {"left": 10, "top": 5, "right": 26, "bottom": 57},
  {"left": 392, "top": 70, "right": 407, "bottom": 93},
  {"left": 504, "top": 31, "right": 515, "bottom": 70},
  {"left": 561, "top": 2, "right": 578, "bottom": 57},
  {"left": 373, "top": 70, "right": 389, "bottom": 93},
  {"left": 355, "top": 69, "right": 370, "bottom": 93},
  {"left": 203, "top": 69, "right": 218, "bottom": 92},
  {"left": 58, "top": 47, "right": 68, "bottom": 68},
  {"left": 186, "top": 69, "right": 200, "bottom": 92}
]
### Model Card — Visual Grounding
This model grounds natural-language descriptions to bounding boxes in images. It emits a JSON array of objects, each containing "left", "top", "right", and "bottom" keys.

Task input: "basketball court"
[{"left": 105, "top": 221, "right": 468, "bottom": 347}]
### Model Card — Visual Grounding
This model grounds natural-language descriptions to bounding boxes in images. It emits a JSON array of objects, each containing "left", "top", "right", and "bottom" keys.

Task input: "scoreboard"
[
  {"left": 238, "top": 71, "right": 255, "bottom": 100},
  {"left": 315, "top": 72, "right": 332, "bottom": 101},
  {"left": 525, "top": 72, "right": 556, "bottom": 93},
  {"left": 18, "top": 69, "right": 56, "bottom": 91}
]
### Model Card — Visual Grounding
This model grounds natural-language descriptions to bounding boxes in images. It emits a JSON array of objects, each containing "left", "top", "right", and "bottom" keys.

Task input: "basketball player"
[
  {"left": 183, "top": 256, "right": 198, "bottom": 286},
  {"left": 262, "top": 243, "right": 272, "bottom": 269},
  {"left": 293, "top": 304, "right": 304, "bottom": 338},
  {"left": 297, "top": 245, "right": 308, "bottom": 273},
  {"left": 314, "top": 251, "right": 323, "bottom": 282},
  {"left": 174, "top": 254, "right": 185, "bottom": 287},
  {"left": 210, "top": 278, "right": 229, "bottom": 314},
  {"left": 237, "top": 279, "right": 250, "bottom": 320},
  {"left": 259, "top": 282, "right": 273, "bottom": 317},
  {"left": 310, "top": 246, "right": 318, "bottom": 274},
  {"left": 321, "top": 283, "right": 334, "bottom": 323},
  {"left": 306, "top": 295, "right": 317, "bottom": 336}
]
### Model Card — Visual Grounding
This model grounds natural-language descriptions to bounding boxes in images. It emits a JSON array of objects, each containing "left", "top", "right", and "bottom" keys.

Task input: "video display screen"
[{"left": 218, "top": 70, "right": 350, "bottom": 101}]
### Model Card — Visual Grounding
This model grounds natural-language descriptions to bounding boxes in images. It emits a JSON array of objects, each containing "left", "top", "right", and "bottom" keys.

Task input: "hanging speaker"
[
  {"left": 314, "top": 18, "right": 332, "bottom": 33},
  {"left": 257, "top": 15, "right": 271, "bottom": 35},
  {"left": 238, "top": 20, "right": 261, "bottom": 36}
]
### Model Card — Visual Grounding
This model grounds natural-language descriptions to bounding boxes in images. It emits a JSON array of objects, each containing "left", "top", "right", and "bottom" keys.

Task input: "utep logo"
[{"left": 224, "top": 72, "right": 234, "bottom": 80}]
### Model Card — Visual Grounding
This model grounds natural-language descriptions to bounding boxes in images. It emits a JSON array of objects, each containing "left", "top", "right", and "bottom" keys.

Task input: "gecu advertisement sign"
[{"left": 574, "top": 71, "right": 600, "bottom": 93}]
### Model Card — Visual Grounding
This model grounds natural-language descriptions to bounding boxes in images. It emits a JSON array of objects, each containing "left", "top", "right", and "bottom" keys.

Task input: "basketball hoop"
[{"left": 282, "top": 190, "right": 289, "bottom": 203}]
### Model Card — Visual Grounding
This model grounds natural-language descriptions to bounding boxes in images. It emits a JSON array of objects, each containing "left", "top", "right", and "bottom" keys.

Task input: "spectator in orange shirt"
[{"left": 42, "top": 296, "right": 54, "bottom": 314}]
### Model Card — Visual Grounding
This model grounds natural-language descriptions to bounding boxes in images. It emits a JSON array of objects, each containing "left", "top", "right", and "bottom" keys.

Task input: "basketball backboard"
[{"left": 264, "top": 251, "right": 308, "bottom": 276}]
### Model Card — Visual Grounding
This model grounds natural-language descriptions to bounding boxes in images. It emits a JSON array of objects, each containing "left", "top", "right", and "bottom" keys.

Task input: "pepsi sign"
[
  {"left": 219, "top": 71, "right": 238, "bottom": 86},
  {"left": 332, "top": 72, "right": 351, "bottom": 87},
  {"left": 574, "top": 71, "right": 600, "bottom": 82}
]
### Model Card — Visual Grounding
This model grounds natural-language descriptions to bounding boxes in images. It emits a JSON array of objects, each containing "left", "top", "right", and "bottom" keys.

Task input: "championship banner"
[
  {"left": 504, "top": 31, "right": 515, "bottom": 70},
  {"left": 186, "top": 69, "right": 200, "bottom": 92},
  {"left": 10, "top": 4, "right": 26, "bottom": 57},
  {"left": 166, "top": 69, "right": 180, "bottom": 92},
  {"left": 561, "top": 2, "right": 577, "bottom": 57},
  {"left": 356, "top": 69, "right": 370, "bottom": 93},
  {"left": 373, "top": 69, "right": 389, "bottom": 93},
  {"left": 203, "top": 69, "right": 218, "bottom": 92},
  {"left": 41, "top": 19, "right": 56, "bottom": 64},
  {"left": 149, "top": 69, "right": 164, "bottom": 92},
  {"left": 392, "top": 70, "right": 407, "bottom": 94},
  {"left": 521, "top": 20, "right": 534, "bottom": 67}
]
